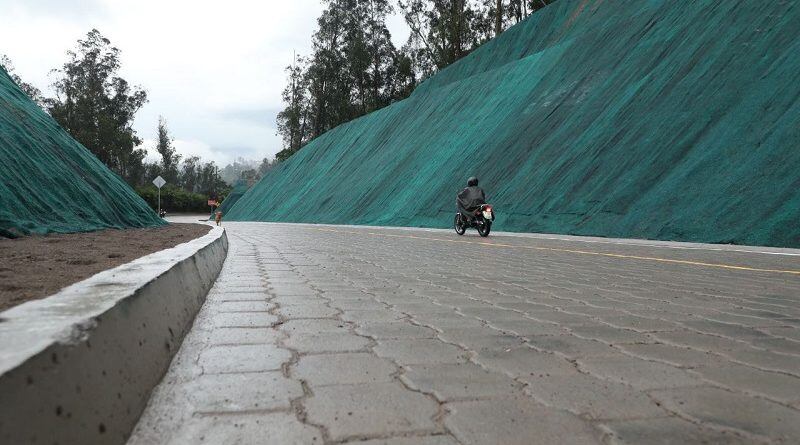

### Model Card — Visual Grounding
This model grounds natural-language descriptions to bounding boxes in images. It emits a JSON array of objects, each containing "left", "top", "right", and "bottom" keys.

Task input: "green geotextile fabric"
[
  {"left": 211, "top": 180, "right": 249, "bottom": 219},
  {"left": 228, "top": 0, "right": 800, "bottom": 248},
  {"left": 0, "top": 68, "right": 164, "bottom": 237}
]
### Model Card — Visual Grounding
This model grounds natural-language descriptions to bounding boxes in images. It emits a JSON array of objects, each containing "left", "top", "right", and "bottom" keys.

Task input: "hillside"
[
  {"left": 227, "top": 0, "right": 800, "bottom": 248},
  {"left": 0, "top": 69, "right": 163, "bottom": 237},
  {"left": 214, "top": 179, "right": 249, "bottom": 219}
]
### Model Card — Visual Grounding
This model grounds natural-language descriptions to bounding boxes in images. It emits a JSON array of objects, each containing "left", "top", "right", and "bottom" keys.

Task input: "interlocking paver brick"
[
  {"left": 725, "top": 348, "right": 800, "bottom": 376},
  {"left": 525, "top": 373, "right": 666, "bottom": 420},
  {"left": 578, "top": 355, "right": 704, "bottom": 390},
  {"left": 213, "top": 312, "right": 278, "bottom": 328},
  {"left": 213, "top": 279, "right": 264, "bottom": 287},
  {"left": 211, "top": 300, "right": 273, "bottom": 312},
  {"left": 272, "top": 294, "right": 329, "bottom": 306},
  {"left": 267, "top": 283, "right": 316, "bottom": 295},
  {"left": 207, "top": 327, "right": 281, "bottom": 345},
  {"left": 374, "top": 338, "right": 468, "bottom": 365},
  {"left": 277, "top": 303, "right": 339, "bottom": 319},
  {"left": 484, "top": 319, "right": 567, "bottom": 336},
  {"left": 293, "top": 353, "right": 396, "bottom": 386},
  {"left": 391, "top": 303, "right": 455, "bottom": 314},
  {"left": 184, "top": 372, "right": 302, "bottom": 412},
  {"left": 680, "top": 320, "right": 774, "bottom": 340},
  {"left": 569, "top": 325, "right": 655, "bottom": 344},
  {"left": 278, "top": 318, "right": 351, "bottom": 334},
  {"left": 704, "top": 312, "right": 787, "bottom": 328},
  {"left": 600, "top": 417, "right": 758, "bottom": 445},
  {"left": 618, "top": 343, "right": 726, "bottom": 368},
  {"left": 653, "top": 330, "right": 742, "bottom": 353},
  {"left": 304, "top": 382, "right": 440, "bottom": 441},
  {"left": 439, "top": 333, "right": 527, "bottom": 355},
  {"left": 321, "top": 291, "right": 374, "bottom": 300},
  {"left": 356, "top": 321, "right": 439, "bottom": 339},
  {"left": 401, "top": 362, "right": 523, "bottom": 401},
  {"left": 747, "top": 336, "right": 800, "bottom": 355},
  {"left": 341, "top": 309, "right": 408, "bottom": 323},
  {"left": 525, "top": 310, "right": 597, "bottom": 326},
  {"left": 759, "top": 326, "right": 800, "bottom": 342},
  {"left": 649, "top": 386, "right": 800, "bottom": 442},
  {"left": 209, "top": 291, "right": 269, "bottom": 302},
  {"left": 412, "top": 314, "right": 487, "bottom": 329},
  {"left": 457, "top": 307, "right": 530, "bottom": 323},
  {"left": 331, "top": 299, "right": 388, "bottom": 310},
  {"left": 565, "top": 306, "right": 627, "bottom": 317},
  {"left": 525, "top": 334, "right": 622, "bottom": 359},
  {"left": 692, "top": 363, "right": 800, "bottom": 407},
  {"left": 266, "top": 277, "right": 308, "bottom": 284},
  {"left": 445, "top": 396, "right": 602, "bottom": 445},
  {"left": 496, "top": 301, "right": 555, "bottom": 313},
  {"left": 198, "top": 344, "right": 291, "bottom": 373},
  {"left": 166, "top": 413, "right": 323, "bottom": 444},
  {"left": 473, "top": 345, "right": 579, "bottom": 380},
  {"left": 284, "top": 332, "right": 371, "bottom": 353}
]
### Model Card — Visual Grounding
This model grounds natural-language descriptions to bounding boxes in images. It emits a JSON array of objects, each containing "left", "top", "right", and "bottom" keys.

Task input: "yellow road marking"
[{"left": 309, "top": 227, "right": 800, "bottom": 276}]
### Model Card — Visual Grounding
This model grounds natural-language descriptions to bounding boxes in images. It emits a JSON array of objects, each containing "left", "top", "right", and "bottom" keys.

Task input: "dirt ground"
[{"left": 0, "top": 223, "right": 211, "bottom": 312}]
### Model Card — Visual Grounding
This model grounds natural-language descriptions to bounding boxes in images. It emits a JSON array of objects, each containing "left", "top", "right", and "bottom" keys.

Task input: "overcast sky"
[{"left": 0, "top": 0, "right": 409, "bottom": 166}]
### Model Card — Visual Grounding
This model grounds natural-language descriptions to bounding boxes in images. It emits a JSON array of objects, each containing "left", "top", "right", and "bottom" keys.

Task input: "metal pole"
[{"left": 158, "top": 187, "right": 161, "bottom": 217}]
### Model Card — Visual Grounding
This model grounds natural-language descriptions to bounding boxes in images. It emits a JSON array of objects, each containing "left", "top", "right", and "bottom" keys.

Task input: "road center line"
[{"left": 309, "top": 227, "right": 800, "bottom": 276}]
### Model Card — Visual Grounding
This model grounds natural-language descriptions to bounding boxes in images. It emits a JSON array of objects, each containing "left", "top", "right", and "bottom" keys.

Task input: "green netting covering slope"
[
  {"left": 0, "top": 68, "right": 164, "bottom": 237},
  {"left": 228, "top": 0, "right": 800, "bottom": 248},
  {"left": 211, "top": 180, "right": 249, "bottom": 219}
]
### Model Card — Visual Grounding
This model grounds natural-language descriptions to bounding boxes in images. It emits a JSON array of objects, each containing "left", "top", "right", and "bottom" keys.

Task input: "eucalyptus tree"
[
  {"left": 155, "top": 116, "right": 181, "bottom": 184},
  {"left": 46, "top": 29, "right": 148, "bottom": 184}
]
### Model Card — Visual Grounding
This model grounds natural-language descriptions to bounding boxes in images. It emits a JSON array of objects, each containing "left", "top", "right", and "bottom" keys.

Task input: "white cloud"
[
  {"left": 140, "top": 137, "right": 242, "bottom": 168},
  {"left": 0, "top": 0, "right": 410, "bottom": 164}
]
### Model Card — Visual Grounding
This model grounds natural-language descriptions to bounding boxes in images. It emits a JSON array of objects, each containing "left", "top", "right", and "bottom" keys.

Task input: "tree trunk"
[{"left": 495, "top": 0, "right": 503, "bottom": 37}]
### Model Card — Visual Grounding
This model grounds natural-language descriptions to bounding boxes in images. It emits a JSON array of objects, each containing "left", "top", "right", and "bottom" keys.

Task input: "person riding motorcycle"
[{"left": 457, "top": 177, "right": 486, "bottom": 221}]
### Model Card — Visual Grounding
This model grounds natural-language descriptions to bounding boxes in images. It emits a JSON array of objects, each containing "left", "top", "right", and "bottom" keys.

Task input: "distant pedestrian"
[{"left": 215, "top": 211, "right": 223, "bottom": 226}]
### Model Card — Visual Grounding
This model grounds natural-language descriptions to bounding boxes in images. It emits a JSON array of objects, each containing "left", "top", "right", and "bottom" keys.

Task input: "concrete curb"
[{"left": 0, "top": 226, "right": 228, "bottom": 445}]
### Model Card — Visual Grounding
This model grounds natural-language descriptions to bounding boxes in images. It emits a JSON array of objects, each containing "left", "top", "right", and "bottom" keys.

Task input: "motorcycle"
[{"left": 454, "top": 204, "right": 495, "bottom": 237}]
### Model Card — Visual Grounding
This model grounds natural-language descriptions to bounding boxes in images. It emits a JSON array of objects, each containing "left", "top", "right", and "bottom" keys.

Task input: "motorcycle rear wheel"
[
  {"left": 477, "top": 220, "right": 491, "bottom": 237},
  {"left": 454, "top": 214, "right": 466, "bottom": 235}
]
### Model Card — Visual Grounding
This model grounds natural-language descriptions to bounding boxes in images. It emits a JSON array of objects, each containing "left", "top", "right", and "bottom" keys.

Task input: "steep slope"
[
  {"left": 0, "top": 69, "right": 164, "bottom": 237},
  {"left": 213, "top": 179, "right": 249, "bottom": 219},
  {"left": 228, "top": 0, "right": 800, "bottom": 248}
]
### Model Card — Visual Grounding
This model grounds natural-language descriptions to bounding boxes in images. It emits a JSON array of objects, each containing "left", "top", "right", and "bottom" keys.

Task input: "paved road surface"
[{"left": 129, "top": 221, "right": 800, "bottom": 444}]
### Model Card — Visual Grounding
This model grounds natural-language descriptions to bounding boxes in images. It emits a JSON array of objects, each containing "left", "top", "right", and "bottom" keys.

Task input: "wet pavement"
[{"left": 129, "top": 221, "right": 800, "bottom": 444}]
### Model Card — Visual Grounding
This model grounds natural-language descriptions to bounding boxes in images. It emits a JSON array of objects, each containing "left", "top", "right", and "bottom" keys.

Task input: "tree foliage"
[
  {"left": 155, "top": 116, "right": 181, "bottom": 184},
  {"left": 276, "top": 55, "right": 310, "bottom": 161},
  {"left": 135, "top": 185, "right": 214, "bottom": 214},
  {"left": 276, "top": 0, "right": 558, "bottom": 161},
  {"left": 276, "top": 0, "right": 416, "bottom": 161},
  {"left": 46, "top": 29, "right": 149, "bottom": 185},
  {"left": 399, "top": 0, "right": 557, "bottom": 74},
  {"left": 143, "top": 119, "right": 228, "bottom": 200}
]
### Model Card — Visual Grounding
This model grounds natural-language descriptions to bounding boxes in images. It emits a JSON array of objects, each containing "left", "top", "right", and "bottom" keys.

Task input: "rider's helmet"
[{"left": 467, "top": 177, "right": 479, "bottom": 187}]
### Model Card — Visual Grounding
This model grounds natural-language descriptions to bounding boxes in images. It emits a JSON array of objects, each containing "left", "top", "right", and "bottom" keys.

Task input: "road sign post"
[{"left": 152, "top": 176, "right": 166, "bottom": 217}]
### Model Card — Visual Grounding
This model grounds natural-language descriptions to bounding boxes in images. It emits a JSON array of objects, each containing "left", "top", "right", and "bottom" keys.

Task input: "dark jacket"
[{"left": 457, "top": 186, "right": 486, "bottom": 216}]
